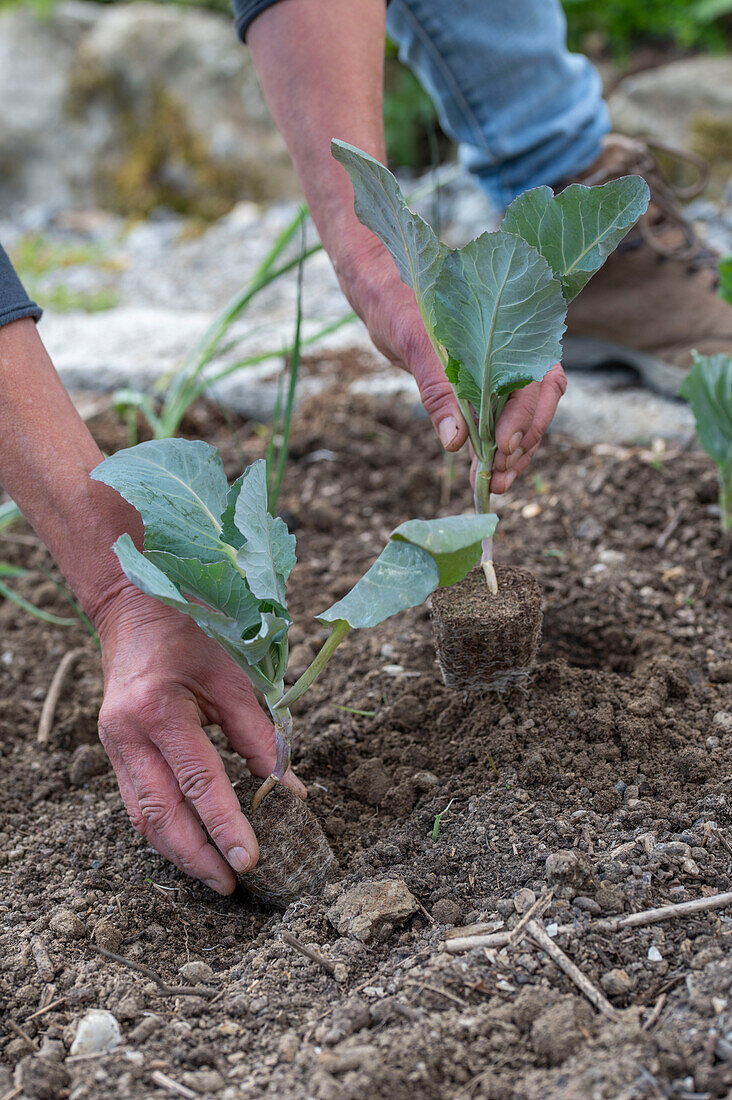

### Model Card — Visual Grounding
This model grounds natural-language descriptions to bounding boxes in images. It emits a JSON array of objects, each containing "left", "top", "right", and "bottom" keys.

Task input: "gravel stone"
[
  {"left": 327, "top": 879, "right": 419, "bottom": 943},
  {"left": 69, "top": 1010, "right": 122, "bottom": 1056},
  {"left": 178, "top": 961, "right": 215, "bottom": 984},
  {"left": 431, "top": 898, "right": 462, "bottom": 926},
  {"left": 48, "top": 907, "right": 87, "bottom": 940},
  {"left": 601, "top": 968, "right": 635, "bottom": 997},
  {"left": 68, "top": 743, "right": 108, "bottom": 786}
]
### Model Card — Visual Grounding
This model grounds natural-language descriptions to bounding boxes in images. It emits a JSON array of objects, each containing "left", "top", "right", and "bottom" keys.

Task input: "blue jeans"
[{"left": 386, "top": 0, "right": 610, "bottom": 208}]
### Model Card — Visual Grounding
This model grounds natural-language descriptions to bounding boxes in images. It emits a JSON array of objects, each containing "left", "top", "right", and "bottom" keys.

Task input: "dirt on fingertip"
[{"left": 1, "top": 350, "right": 731, "bottom": 1100}]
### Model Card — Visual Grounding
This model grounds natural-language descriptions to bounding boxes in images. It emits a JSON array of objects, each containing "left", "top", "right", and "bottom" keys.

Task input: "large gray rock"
[
  {"left": 609, "top": 57, "right": 732, "bottom": 161},
  {"left": 0, "top": 1, "right": 297, "bottom": 216}
]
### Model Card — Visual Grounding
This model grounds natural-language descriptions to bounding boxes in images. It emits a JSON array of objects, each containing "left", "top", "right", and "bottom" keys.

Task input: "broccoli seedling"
[
  {"left": 331, "top": 140, "right": 649, "bottom": 591},
  {"left": 680, "top": 352, "right": 732, "bottom": 533},
  {"left": 92, "top": 440, "right": 497, "bottom": 805}
]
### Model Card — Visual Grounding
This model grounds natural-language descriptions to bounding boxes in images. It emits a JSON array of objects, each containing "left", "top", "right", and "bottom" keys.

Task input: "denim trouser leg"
[{"left": 386, "top": 0, "right": 610, "bottom": 208}]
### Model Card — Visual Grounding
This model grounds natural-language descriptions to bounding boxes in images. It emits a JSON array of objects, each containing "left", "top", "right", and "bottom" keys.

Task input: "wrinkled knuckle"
[
  {"left": 399, "top": 325, "right": 432, "bottom": 373},
  {"left": 127, "top": 806, "right": 149, "bottom": 838},
  {"left": 201, "top": 812, "right": 232, "bottom": 845},
  {"left": 418, "top": 375, "right": 453, "bottom": 418},
  {"left": 136, "top": 790, "right": 179, "bottom": 834},
  {"left": 177, "top": 763, "right": 217, "bottom": 804}
]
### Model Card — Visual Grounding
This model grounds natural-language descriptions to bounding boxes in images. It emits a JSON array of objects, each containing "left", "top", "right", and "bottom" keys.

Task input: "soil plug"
[
  {"left": 432, "top": 564, "right": 542, "bottom": 692},
  {"left": 236, "top": 776, "right": 337, "bottom": 906}
]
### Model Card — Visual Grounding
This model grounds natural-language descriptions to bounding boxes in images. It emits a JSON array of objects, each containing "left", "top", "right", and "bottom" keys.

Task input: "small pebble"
[
  {"left": 601, "top": 968, "right": 634, "bottom": 997},
  {"left": 70, "top": 1010, "right": 122, "bottom": 1056},
  {"left": 432, "top": 898, "right": 462, "bottom": 926},
  {"left": 648, "top": 946, "right": 663, "bottom": 962},
  {"left": 178, "top": 961, "right": 214, "bottom": 984}
]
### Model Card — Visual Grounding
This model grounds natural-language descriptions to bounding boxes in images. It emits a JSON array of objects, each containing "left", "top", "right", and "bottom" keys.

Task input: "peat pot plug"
[{"left": 332, "top": 139, "right": 649, "bottom": 692}]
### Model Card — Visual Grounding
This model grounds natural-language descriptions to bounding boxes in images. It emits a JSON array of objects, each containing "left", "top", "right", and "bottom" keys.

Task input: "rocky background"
[{"left": 1, "top": 0, "right": 731, "bottom": 442}]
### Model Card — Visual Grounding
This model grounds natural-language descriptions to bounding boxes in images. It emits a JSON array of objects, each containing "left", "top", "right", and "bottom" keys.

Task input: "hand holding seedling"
[
  {"left": 0, "top": 320, "right": 301, "bottom": 896},
  {"left": 96, "top": 590, "right": 305, "bottom": 895},
  {"left": 332, "top": 141, "right": 650, "bottom": 588},
  {"left": 248, "top": 3, "right": 570, "bottom": 477}
]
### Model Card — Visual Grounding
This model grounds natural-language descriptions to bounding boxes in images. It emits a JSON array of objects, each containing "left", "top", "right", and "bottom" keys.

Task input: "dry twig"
[
  {"left": 643, "top": 992, "right": 668, "bottom": 1032},
  {"left": 6, "top": 1020, "right": 38, "bottom": 1051},
  {"left": 444, "top": 890, "right": 732, "bottom": 952},
  {"left": 87, "top": 944, "right": 216, "bottom": 998},
  {"left": 508, "top": 891, "right": 554, "bottom": 947},
  {"left": 526, "top": 919, "right": 618, "bottom": 1020},
  {"left": 25, "top": 997, "right": 66, "bottom": 1022},
  {"left": 30, "top": 936, "right": 55, "bottom": 983},
  {"left": 37, "top": 648, "right": 84, "bottom": 745},
  {"left": 405, "top": 979, "right": 467, "bottom": 1007},
  {"left": 280, "top": 931, "right": 338, "bottom": 978},
  {"left": 150, "top": 1071, "right": 197, "bottom": 1099}
]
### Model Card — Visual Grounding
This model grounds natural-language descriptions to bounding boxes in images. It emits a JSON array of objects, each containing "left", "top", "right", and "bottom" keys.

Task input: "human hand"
[
  {"left": 96, "top": 588, "right": 305, "bottom": 895},
  {"left": 468, "top": 363, "right": 567, "bottom": 495},
  {"left": 335, "top": 239, "right": 470, "bottom": 452}
]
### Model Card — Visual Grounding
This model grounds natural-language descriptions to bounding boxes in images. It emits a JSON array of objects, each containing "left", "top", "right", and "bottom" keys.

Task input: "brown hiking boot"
[{"left": 561, "top": 135, "right": 732, "bottom": 396}]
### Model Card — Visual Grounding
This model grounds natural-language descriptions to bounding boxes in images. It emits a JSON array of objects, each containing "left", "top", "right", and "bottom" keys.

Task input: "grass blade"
[{"left": 268, "top": 228, "right": 305, "bottom": 512}]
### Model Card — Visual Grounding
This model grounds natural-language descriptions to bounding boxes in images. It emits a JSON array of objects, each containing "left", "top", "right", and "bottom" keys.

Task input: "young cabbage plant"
[
  {"left": 91, "top": 439, "right": 497, "bottom": 806},
  {"left": 331, "top": 140, "right": 650, "bottom": 591},
  {"left": 680, "top": 352, "right": 732, "bottom": 533}
]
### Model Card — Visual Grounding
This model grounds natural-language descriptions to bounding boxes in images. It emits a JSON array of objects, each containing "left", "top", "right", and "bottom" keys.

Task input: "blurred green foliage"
[{"left": 561, "top": 0, "right": 731, "bottom": 55}]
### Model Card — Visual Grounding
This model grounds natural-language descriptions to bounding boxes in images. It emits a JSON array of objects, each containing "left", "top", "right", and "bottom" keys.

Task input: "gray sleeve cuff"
[
  {"left": 232, "top": 0, "right": 282, "bottom": 41},
  {"left": 0, "top": 245, "right": 42, "bottom": 329}
]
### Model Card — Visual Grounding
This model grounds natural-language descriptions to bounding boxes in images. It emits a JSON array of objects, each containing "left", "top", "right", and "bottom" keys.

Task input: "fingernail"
[
  {"left": 227, "top": 846, "right": 252, "bottom": 873},
  {"left": 506, "top": 447, "right": 524, "bottom": 470},
  {"left": 509, "top": 431, "right": 524, "bottom": 454},
  {"left": 438, "top": 416, "right": 459, "bottom": 450},
  {"left": 504, "top": 470, "right": 517, "bottom": 490},
  {"left": 205, "top": 878, "right": 228, "bottom": 895}
]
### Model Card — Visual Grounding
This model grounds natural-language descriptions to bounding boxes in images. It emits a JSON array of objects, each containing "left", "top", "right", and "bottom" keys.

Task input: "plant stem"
[
  {"left": 275, "top": 619, "right": 351, "bottom": 713},
  {"left": 251, "top": 686, "right": 293, "bottom": 811},
  {"left": 720, "top": 468, "right": 732, "bottom": 534},
  {"left": 474, "top": 453, "right": 498, "bottom": 595}
]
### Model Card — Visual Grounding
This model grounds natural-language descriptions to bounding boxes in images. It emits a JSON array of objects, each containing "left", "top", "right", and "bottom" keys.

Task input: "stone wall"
[{"left": 0, "top": 1, "right": 298, "bottom": 218}]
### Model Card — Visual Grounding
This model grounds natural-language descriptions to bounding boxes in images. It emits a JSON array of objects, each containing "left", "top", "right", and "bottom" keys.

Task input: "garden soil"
[{"left": 1, "top": 352, "right": 731, "bottom": 1100}]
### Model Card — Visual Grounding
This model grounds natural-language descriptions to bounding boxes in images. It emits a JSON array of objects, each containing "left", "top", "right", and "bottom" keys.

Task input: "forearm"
[
  {"left": 0, "top": 318, "right": 141, "bottom": 625},
  {"left": 248, "top": 0, "right": 388, "bottom": 281}
]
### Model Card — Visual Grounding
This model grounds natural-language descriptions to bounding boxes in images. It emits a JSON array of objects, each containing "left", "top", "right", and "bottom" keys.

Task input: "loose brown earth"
[{"left": 1, "top": 352, "right": 731, "bottom": 1100}]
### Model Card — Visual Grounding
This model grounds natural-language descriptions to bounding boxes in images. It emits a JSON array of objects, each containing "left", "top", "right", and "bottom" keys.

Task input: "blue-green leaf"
[
  {"left": 220, "top": 475, "right": 246, "bottom": 550},
  {"left": 317, "top": 513, "right": 498, "bottom": 628},
  {"left": 502, "top": 178, "right": 650, "bottom": 301},
  {"left": 680, "top": 353, "right": 732, "bottom": 475},
  {"left": 113, "top": 535, "right": 288, "bottom": 671},
  {"left": 317, "top": 539, "right": 438, "bottom": 629},
  {"left": 433, "top": 231, "right": 566, "bottom": 406},
  {"left": 331, "top": 139, "right": 447, "bottom": 326},
  {"left": 92, "top": 439, "right": 229, "bottom": 563},
  {"left": 233, "top": 460, "right": 296, "bottom": 607},
  {"left": 393, "top": 514, "right": 498, "bottom": 587},
  {"left": 143, "top": 550, "right": 262, "bottom": 631}
]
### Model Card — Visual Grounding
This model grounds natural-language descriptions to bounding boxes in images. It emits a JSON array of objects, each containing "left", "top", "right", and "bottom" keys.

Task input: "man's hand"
[
  {"left": 97, "top": 588, "right": 306, "bottom": 895},
  {"left": 489, "top": 364, "right": 568, "bottom": 494}
]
